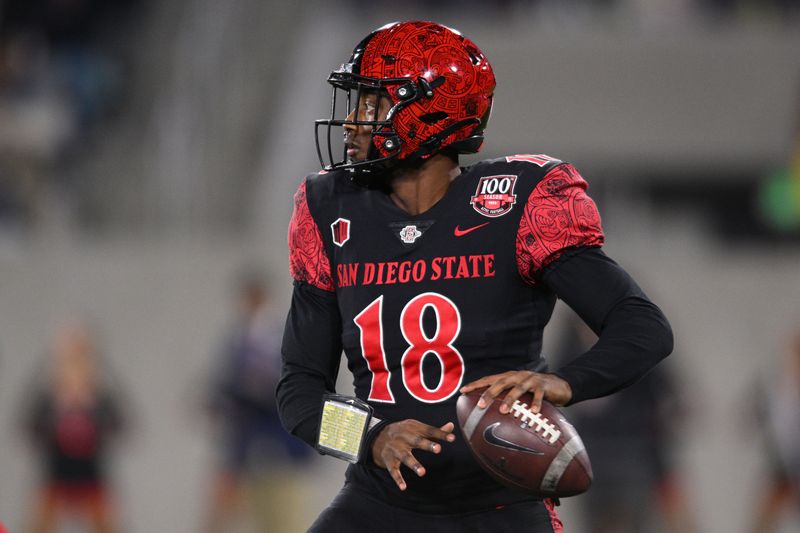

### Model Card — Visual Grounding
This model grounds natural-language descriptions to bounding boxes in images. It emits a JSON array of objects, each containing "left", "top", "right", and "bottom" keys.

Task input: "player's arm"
[
  {"left": 543, "top": 247, "right": 673, "bottom": 404},
  {"left": 276, "top": 181, "right": 343, "bottom": 447},
  {"left": 276, "top": 280, "right": 344, "bottom": 446}
]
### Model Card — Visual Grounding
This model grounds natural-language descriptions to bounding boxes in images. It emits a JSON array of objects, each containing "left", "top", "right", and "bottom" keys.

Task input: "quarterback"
[{"left": 277, "top": 20, "right": 673, "bottom": 532}]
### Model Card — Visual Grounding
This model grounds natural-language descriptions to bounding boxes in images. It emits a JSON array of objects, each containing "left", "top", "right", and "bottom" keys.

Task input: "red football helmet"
[{"left": 315, "top": 21, "right": 496, "bottom": 177}]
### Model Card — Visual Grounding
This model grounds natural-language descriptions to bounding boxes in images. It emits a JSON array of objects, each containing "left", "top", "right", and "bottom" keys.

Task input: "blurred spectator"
[
  {"left": 20, "top": 320, "right": 127, "bottom": 533},
  {"left": 554, "top": 312, "right": 697, "bottom": 533},
  {"left": 201, "top": 272, "right": 311, "bottom": 533},
  {"left": 0, "top": 0, "right": 140, "bottom": 235},
  {"left": 749, "top": 327, "right": 800, "bottom": 533},
  {"left": 1, "top": 0, "right": 139, "bottom": 136}
]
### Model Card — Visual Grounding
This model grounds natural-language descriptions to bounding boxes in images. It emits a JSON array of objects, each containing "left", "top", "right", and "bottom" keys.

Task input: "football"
[{"left": 456, "top": 388, "right": 592, "bottom": 497}]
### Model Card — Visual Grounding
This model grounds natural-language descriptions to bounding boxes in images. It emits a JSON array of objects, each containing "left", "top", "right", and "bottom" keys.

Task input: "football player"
[{"left": 277, "top": 20, "right": 673, "bottom": 532}]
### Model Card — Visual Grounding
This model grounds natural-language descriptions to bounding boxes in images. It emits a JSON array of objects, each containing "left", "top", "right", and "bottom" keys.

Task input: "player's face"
[{"left": 343, "top": 91, "right": 391, "bottom": 164}]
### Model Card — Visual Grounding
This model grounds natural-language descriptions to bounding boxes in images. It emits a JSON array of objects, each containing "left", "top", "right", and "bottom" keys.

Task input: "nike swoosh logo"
[
  {"left": 454, "top": 222, "right": 490, "bottom": 237},
  {"left": 483, "top": 423, "right": 544, "bottom": 455}
]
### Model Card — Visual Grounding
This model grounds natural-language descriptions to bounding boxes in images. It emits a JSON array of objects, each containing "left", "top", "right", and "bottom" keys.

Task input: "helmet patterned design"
[{"left": 315, "top": 21, "right": 496, "bottom": 177}]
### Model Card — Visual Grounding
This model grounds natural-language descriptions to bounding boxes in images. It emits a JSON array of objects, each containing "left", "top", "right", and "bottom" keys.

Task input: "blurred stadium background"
[{"left": 1, "top": 0, "right": 800, "bottom": 532}]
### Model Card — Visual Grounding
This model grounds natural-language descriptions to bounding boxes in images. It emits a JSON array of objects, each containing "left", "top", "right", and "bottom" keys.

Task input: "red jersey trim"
[
  {"left": 516, "top": 164, "right": 604, "bottom": 285},
  {"left": 288, "top": 181, "right": 335, "bottom": 291},
  {"left": 544, "top": 498, "right": 564, "bottom": 532}
]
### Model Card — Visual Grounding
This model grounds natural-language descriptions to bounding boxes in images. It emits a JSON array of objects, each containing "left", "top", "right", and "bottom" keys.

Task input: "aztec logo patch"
[
  {"left": 398, "top": 225, "right": 423, "bottom": 244},
  {"left": 331, "top": 218, "right": 350, "bottom": 247},
  {"left": 470, "top": 175, "right": 518, "bottom": 218},
  {"left": 388, "top": 220, "right": 434, "bottom": 246}
]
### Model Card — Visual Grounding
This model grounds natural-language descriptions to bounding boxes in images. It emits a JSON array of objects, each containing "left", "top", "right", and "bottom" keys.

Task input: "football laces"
[{"left": 511, "top": 401, "right": 561, "bottom": 444}]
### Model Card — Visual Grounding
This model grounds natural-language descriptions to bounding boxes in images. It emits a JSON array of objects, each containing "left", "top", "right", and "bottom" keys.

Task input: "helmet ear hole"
[{"left": 420, "top": 111, "right": 448, "bottom": 125}]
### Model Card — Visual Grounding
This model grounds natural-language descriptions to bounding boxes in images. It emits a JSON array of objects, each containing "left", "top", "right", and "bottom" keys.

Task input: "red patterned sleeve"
[
  {"left": 516, "top": 164, "right": 604, "bottom": 285},
  {"left": 288, "top": 181, "right": 335, "bottom": 291}
]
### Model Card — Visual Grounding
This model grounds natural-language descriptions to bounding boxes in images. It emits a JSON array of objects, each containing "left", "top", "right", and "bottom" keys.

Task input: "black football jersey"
[{"left": 285, "top": 155, "right": 604, "bottom": 512}]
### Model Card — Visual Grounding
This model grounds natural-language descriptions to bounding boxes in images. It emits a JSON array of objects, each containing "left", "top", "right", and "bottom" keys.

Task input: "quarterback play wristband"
[{"left": 317, "top": 394, "right": 375, "bottom": 463}]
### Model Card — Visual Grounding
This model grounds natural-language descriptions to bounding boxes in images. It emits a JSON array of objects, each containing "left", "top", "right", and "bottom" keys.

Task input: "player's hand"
[
  {"left": 460, "top": 371, "right": 572, "bottom": 414},
  {"left": 371, "top": 420, "right": 456, "bottom": 491}
]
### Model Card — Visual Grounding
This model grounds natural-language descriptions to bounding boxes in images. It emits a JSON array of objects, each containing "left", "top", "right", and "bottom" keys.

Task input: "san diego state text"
[{"left": 336, "top": 254, "right": 496, "bottom": 288}]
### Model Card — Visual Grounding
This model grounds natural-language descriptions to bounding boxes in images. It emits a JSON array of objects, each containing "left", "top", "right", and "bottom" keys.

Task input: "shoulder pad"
[
  {"left": 474, "top": 154, "right": 564, "bottom": 179},
  {"left": 503, "top": 154, "right": 563, "bottom": 168},
  {"left": 304, "top": 168, "right": 354, "bottom": 200}
]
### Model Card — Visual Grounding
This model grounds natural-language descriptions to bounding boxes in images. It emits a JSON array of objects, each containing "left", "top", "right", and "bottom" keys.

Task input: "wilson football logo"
[{"left": 470, "top": 175, "right": 517, "bottom": 218}]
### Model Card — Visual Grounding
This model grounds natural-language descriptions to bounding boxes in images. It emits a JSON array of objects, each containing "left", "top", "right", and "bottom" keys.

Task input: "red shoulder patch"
[
  {"left": 288, "top": 182, "right": 334, "bottom": 291},
  {"left": 516, "top": 164, "right": 604, "bottom": 284}
]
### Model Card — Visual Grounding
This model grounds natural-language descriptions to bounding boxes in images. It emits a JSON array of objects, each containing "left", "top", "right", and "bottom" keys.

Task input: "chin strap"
[{"left": 414, "top": 117, "right": 482, "bottom": 158}]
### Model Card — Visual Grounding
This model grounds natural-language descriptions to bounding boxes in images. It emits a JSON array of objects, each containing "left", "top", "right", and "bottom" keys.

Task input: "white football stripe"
[
  {"left": 462, "top": 403, "right": 489, "bottom": 440},
  {"left": 540, "top": 435, "right": 585, "bottom": 493}
]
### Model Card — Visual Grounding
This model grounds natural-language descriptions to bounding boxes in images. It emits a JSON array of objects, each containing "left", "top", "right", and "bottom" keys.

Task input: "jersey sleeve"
[
  {"left": 276, "top": 281, "right": 343, "bottom": 448},
  {"left": 543, "top": 248, "right": 673, "bottom": 403},
  {"left": 516, "top": 163, "right": 604, "bottom": 285},
  {"left": 288, "top": 180, "right": 335, "bottom": 292}
]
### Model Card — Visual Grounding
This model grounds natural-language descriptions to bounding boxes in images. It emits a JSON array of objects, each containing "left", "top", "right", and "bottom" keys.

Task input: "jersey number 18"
[{"left": 354, "top": 292, "right": 465, "bottom": 404}]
